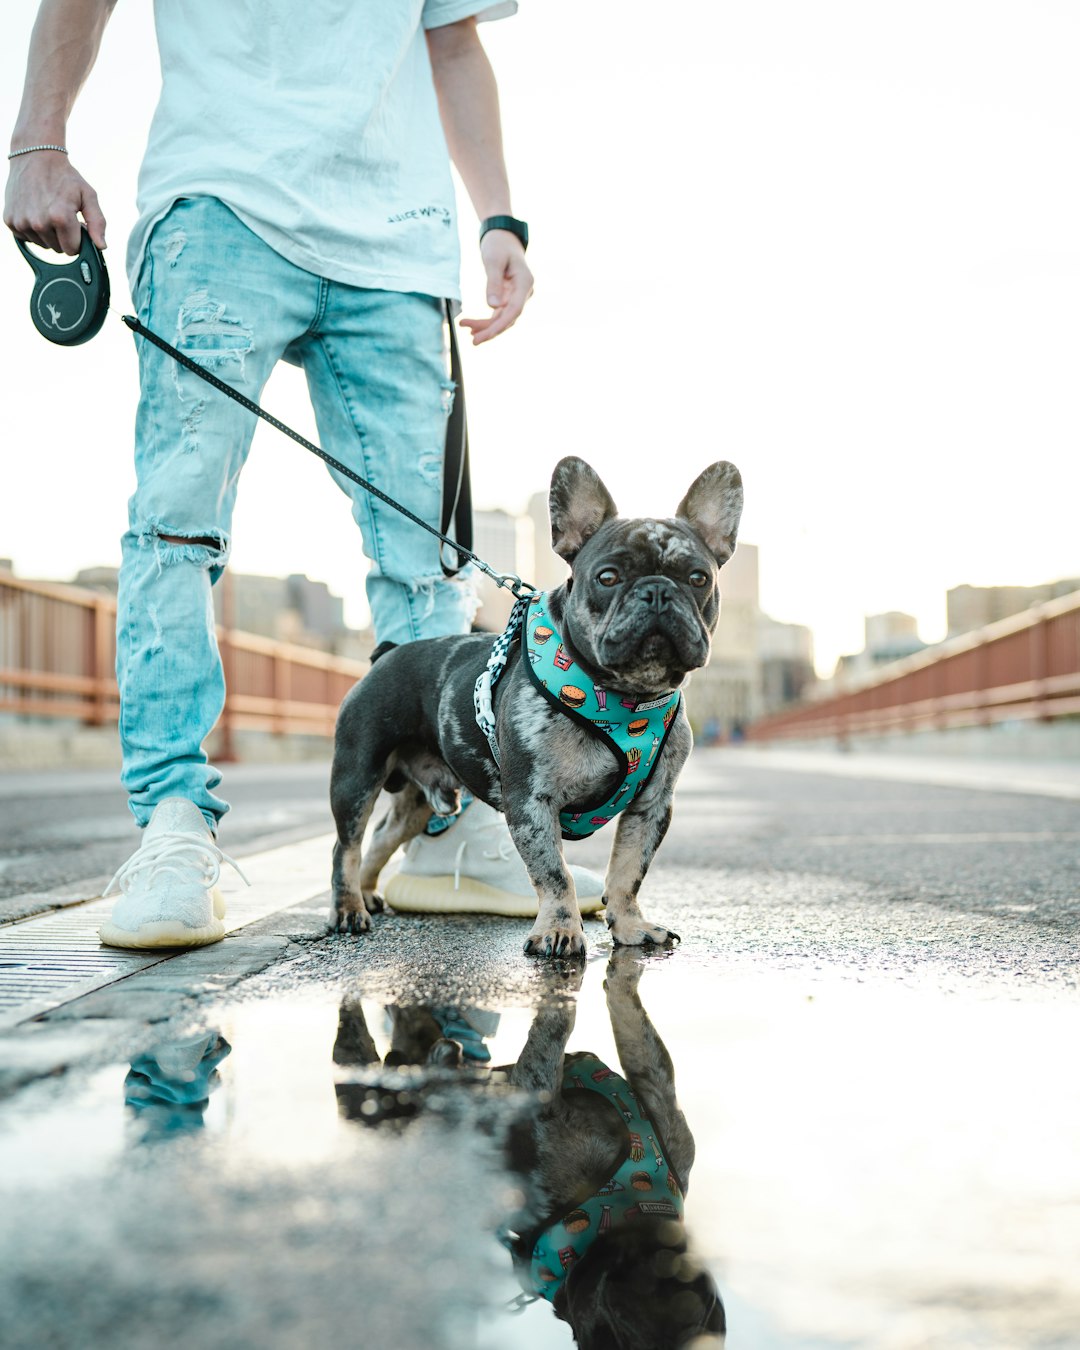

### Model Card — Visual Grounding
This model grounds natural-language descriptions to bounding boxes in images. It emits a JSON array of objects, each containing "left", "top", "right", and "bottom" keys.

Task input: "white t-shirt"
[{"left": 126, "top": 0, "right": 516, "bottom": 299}]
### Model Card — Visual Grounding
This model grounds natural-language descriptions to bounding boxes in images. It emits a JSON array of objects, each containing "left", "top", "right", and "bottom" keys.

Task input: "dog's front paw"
[
  {"left": 524, "top": 916, "right": 587, "bottom": 960},
  {"left": 606, "top": 913, "right": 680, "bottom": 948},
  {"left": 328, "top": 894, "right": 373, "bottom": 936}
]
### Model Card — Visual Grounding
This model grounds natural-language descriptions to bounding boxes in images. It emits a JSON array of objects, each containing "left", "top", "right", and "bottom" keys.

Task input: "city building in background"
[
  {"left": 828, "top": 610, "right": 928, "bottom": 686},
  {"left": 525, "top": 491, "right": 570, "bottom": 595},
  {"left": 947, "top": 579, "right": 1080, "bottom": 637},
  {"left": 72, "top": 565, "right": 369, "bottom": 656},
  {"left": 471, "top": 508, "right": 537, "bottom": 632},
  {"left": 685, "top": 543, "right": 760, "bottom": 739},
  {"left": 684, "top": 543, "right": 817, "bottom": 740},
  {"left": 757, "top": 611, "right": 817, "bottom": 715}
]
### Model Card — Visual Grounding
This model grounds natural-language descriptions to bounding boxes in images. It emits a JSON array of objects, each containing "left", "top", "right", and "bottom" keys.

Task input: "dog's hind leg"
[
  {"left": 330, "top": 717, "right": 393, "bottom": 934},
  {"left": 330, "top": 785, "right": 384, "bottom": 934},
  {"left": 358, "top": 787, "right": 432, "bottom": 904}
]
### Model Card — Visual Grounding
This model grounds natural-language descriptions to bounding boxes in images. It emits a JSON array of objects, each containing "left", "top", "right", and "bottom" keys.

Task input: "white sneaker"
[
  {"left": 383, "top": 798, "right": 605, "bottom": 917},
  {"left": 99, "top": 799, "right": 245, "bottom": 950}
]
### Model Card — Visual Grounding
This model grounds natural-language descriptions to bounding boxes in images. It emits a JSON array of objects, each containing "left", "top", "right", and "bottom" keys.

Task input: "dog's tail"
[{"left": 369, "top": 640, "right": 398, "bottom": 664}]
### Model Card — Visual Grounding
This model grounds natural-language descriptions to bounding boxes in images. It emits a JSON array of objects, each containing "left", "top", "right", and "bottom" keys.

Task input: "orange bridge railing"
[
  {"left": 746, "top": 590, "right": 1080, "bottom": 743},
  {"left": 0, "top": 569, "right": 367, "bottom": 752}
]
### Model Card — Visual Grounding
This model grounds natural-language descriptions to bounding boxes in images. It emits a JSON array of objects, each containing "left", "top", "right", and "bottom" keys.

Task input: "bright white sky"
[{"left": 2, "top": 2, "right": 1078, "bottom": 675}]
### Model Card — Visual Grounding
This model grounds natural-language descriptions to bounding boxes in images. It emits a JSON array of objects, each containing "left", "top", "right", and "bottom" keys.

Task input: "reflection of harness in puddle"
[
  {"left": 327, "top": 958, "right": 726, "bottom": 1345},
  {"left": 509, "top": 1052, "right": 685, "bottom": 1303}
]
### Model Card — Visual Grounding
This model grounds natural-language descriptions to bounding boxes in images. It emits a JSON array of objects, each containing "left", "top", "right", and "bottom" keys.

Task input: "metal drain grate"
[{"left": 0, "top": 833, "right": 333, "bottom": 1029}]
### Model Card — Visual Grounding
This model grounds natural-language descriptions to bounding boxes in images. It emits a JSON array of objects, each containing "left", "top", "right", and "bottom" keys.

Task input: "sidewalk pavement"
[{"left": 720, "top": 744, "right": 1080, "bottom": 800}]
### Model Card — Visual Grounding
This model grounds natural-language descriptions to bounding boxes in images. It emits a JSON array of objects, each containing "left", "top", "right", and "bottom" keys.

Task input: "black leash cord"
[{"left": 121, "top": 313, "right": 535, "bottom": 598}]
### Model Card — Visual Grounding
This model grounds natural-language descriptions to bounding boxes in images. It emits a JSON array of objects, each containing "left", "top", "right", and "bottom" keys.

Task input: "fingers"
[
  {"left": 4, "top": 156, "right": 106, "bottom": 254},
  {"left": 54, "top": 202, "right": 85, "bottom": 256},
  {"left": 462, "top": 231, "right": 534, "bottom": 345},
  {"left": 80, "top": 186, "right": 107, "bottom": 251},
  {"left": 460, "top": 308, "right": 515, "bottom": 344}
]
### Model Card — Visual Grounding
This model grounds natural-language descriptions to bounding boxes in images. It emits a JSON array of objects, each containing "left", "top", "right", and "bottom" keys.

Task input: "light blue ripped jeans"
[{"left": 117, "top": 197, "right": 476, "bottom": 828}]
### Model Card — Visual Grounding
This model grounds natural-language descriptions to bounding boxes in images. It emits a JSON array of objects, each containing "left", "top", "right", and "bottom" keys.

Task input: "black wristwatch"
[{"left": 480, "top": 215, "right": 529, "bottom": 251}]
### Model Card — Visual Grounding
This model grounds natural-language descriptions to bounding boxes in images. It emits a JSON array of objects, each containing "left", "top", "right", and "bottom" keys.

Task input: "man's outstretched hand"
[{"left": 460, "top": 227, "right": 533, "bottom": 345}]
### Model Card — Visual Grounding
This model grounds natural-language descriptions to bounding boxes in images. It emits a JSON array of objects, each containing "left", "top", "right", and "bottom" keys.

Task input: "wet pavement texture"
[
  {"left": 1, "top": 749, "right": 1078, "bottom": 1349},
  {"left": 0, "top": 763, "right": 333, "bottom": 920}
]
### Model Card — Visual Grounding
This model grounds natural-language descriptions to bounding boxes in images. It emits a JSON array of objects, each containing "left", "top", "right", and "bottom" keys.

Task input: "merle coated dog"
[{"left": 329, "top": 455, "right": 743, "bottom": 957}]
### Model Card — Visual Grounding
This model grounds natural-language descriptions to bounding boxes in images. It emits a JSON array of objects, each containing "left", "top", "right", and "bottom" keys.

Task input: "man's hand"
[
  {"left": 460, "top": 229, "right": 534, "bottom": 345},
  {"left": 4, "top": 150, "right": 106, "bottom": 254}
]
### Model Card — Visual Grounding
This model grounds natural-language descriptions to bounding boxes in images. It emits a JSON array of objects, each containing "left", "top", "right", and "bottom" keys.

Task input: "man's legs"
[
  {"left": 297, "top": 287, "right": 476, "bottom": 644},
  {"left": 103, "top": 198, "right": 319, "bottom": 947}
]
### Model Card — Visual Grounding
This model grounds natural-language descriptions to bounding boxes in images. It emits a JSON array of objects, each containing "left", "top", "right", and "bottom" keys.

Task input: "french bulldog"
[{"left": 329, "top": 455, "right": 744, "bottom": 957}]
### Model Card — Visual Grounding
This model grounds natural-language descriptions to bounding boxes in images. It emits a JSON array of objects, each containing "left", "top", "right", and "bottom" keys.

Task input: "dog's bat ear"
[
  {"left": 549, "top": 456, "right": 618, "bottom": 563},
  {"left": 676, "top": 462, "right": 744, "bottom": 565}
]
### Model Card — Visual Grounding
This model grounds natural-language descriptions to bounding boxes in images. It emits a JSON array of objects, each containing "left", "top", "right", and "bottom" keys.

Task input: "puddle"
[{"left": 2, "top": 953, "right": 1080, "bottom": 1348}]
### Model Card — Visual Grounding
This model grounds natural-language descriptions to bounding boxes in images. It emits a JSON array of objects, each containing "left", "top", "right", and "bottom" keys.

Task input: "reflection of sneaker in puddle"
[
  {"left": 125, "top": 1031, "right": 231, "bottom": 1141},
  {"left": 384, "top": 797, "right": 604, "bottom": 917},
  {"left": 99, "top": 799, "right": 246, "bottom": 950},
  {"left": 430, "top": 1006, "right": 501, "bottom": 1063}
]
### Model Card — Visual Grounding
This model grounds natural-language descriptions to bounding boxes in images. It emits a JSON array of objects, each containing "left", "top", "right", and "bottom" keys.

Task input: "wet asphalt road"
[
  {"left": 0, "top": 761, "right": 335, "bottom": 918},
  {"left": 3, "top": 749, "right": 1079, "bottom": 944},
  {"left": 0, "top": 749, "right": 1078, "bottom": 1349}
]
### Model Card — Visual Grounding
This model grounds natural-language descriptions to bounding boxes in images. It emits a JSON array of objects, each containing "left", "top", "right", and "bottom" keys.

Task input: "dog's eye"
[
  {"left": 689, "top": 570, "right": 709, "bottom": 588},
  {"left": 597, "top": 568, "right": 620, "bottom": 587}
]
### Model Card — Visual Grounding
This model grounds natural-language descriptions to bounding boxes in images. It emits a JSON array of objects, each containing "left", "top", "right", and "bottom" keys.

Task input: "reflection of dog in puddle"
[{"left": 332, "top": 951, "right": 726, "bottom": 1347}]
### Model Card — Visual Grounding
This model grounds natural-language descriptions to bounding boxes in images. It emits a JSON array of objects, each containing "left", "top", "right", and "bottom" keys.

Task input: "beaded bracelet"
[{"left": 7, "top": 144, "right": 68, "bottom": 159}]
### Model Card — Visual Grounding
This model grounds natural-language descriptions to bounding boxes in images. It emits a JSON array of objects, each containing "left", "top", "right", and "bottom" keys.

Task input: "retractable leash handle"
[{"left": 15, "top": 226, "right": 110, "bottom": 346}]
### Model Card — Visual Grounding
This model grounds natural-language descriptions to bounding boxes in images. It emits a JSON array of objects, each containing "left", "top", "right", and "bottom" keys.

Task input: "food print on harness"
[
  {"left": 473, "top": 593, "right": 682, "bottom": 840},
  {"left": 502, "top": 1053, "right": 686, "bottom": 1304}
]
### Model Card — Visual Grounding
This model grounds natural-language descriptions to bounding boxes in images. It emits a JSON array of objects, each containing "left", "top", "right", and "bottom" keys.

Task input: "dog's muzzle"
[{"left": 599, "top": 578, "right": 708, "bottom": 670}]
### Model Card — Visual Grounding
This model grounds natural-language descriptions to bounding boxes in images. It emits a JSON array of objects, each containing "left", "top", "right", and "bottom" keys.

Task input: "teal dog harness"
[
  {"left": 473, "top": 592, "right": 681, "bottom": 840},
  {"left": 507, "top": 1053, "right": 685, "bottom": 1303}
]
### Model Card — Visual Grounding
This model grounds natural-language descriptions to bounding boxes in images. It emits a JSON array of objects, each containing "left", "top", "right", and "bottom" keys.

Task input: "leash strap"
[
  {"left": 440, "top": 299, "right": 472, "bottom": 577},
  {"left": 473, "top": 591, "right": 532, "bottom": 766},
  {"left": 122, "top": 311, "right": 510, "bottom": 591}
]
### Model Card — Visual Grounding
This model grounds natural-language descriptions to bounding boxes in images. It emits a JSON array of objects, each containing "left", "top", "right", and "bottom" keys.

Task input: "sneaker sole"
[
  {"left": 98, "top": 888, "right": 227, "bottom": 950},
  {"left": 383, "top": 874, "right": 605, "bottom": 917}
]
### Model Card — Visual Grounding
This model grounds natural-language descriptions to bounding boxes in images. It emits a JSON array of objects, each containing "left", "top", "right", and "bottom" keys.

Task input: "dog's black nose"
[{"left": 636, "top": 577, "right": 675, "bottom": 612}]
